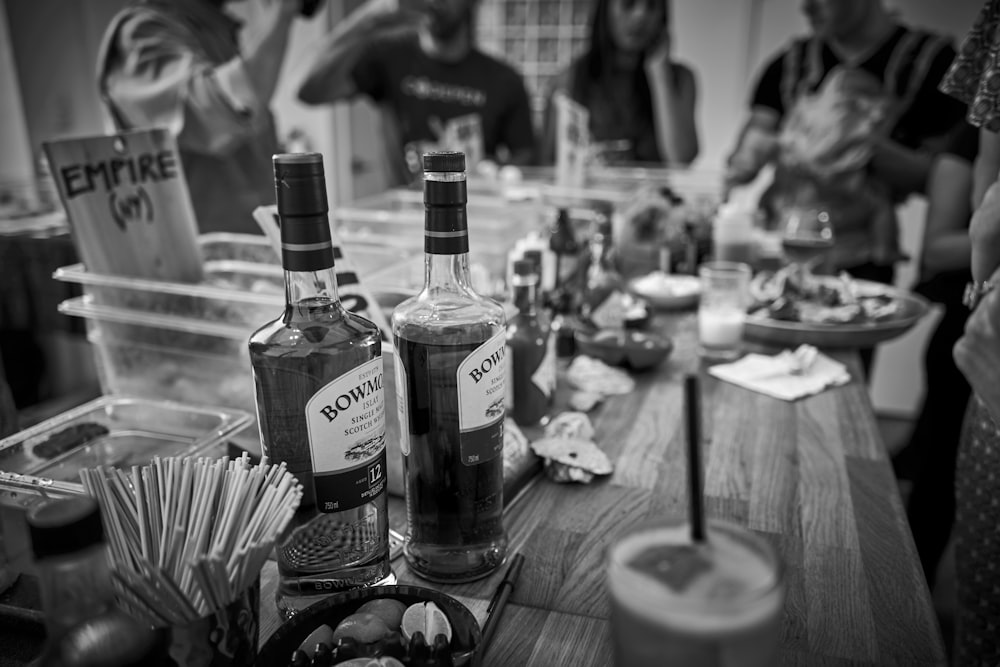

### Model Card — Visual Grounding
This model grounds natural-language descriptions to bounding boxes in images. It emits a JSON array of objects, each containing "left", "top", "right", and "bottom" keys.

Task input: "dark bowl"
[
  {"left": 256, "top": 585, "right": 481, "bottom": 666},
  {"left": 574, "top": 329, "right": 673, "bottom": 371}
]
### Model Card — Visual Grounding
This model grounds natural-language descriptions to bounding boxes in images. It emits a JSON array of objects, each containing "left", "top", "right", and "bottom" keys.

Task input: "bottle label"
[
  {"left": 533, "top": 333, "right": 557, "bottom": 399},
  {"left": 456, "top": 331, "right": 506, "bottom": 465},
  {"left": 392, "top": 347, "right": 411, "bottom": 457},
  {"left": 503, "top": 344, "right": 514, "bottom": 411},
  {"left": 305, "top": 357, "right": 387, "bottom": 513}
]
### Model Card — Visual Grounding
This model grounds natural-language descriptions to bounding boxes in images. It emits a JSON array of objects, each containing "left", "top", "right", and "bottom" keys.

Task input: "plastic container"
[
  {"left": 0, "top": 395, "right": 253, "bottom": 484},
  {"left": 0, "top": 395, "right": 253, "bottom": 575},
  {"left": 52, "top": 233, "right": 420, "bottom": 328}
]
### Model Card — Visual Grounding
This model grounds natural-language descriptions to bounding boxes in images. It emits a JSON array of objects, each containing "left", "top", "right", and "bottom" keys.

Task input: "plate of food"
[
  {"left": 743, "top": 266, "right": 930, "bottom": 348},
  {"left": 627, "top": 271, "right": 701, "bottom": 310}
]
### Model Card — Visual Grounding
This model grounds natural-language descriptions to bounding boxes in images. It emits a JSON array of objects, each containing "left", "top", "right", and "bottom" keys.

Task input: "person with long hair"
[{"left": 541, "top": 0, "right": 698, "bottom": 167}]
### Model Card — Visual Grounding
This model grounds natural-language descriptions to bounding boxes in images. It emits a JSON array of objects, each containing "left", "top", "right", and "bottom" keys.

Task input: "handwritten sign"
[
  {"left": 252, "top": 206, "right": 391, "bottom": 338},
  {"left": 44, "top": 129, "right": 203, "bottom": 282},
  {"left": 554, "top": 92, "right": 590, "bottom": 189}
]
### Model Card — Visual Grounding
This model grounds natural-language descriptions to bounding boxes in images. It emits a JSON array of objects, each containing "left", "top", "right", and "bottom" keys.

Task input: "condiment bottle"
[
  {"left": 506, "top": 259, "right": 556, "bottom": 427},
  {"left": 29, "top": 497, "right": 167, "bottom": 667},
  {"left": 249, "top": 152, "right": 391, "bottom": 619},
  {"left": 549, "top": 208, "right": 581, "bottom": 293},
  {"left": 712, "top": 201, "right": 756, "bottom": 264},
  {"left": 580, "top": 214, "right": 624, "bottom": 322},
  {"left": 392, "top": 151, "right": 508, "bottom": 582}
]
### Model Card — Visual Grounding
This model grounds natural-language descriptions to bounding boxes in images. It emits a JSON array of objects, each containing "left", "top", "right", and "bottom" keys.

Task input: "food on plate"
[
  {"left": 288, "top": 596, "right": 460, "bottom": 667},
  {"left": 356, "top": 599, "right": 407, "bottom": 631},
  {"left": 749, "top": 265, "right": 902, "bottom": 326},
  {"left": 333, "top": 613, "right": 391, "bottom": 645},
  {"left": 31, "top": 422, "right": 110, "bottom": 459},
  {"left": 630, "top": 271, "right": 700, "bottom": 300},
  {"left": 400, "top": 601, "right": 452, "bottom": 644}
]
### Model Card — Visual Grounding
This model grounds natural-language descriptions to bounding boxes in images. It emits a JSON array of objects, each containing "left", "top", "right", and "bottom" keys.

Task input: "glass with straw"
[{"left": 606, "top": 375, "right": 785, "bottom": 666}]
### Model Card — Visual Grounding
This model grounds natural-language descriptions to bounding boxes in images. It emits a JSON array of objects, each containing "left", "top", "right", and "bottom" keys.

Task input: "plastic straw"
[{"left": 684, "top": 373, "right": 706, "bottom": 543}]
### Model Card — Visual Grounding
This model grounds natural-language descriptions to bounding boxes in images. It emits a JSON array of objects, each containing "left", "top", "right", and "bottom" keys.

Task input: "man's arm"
[
  {"left": 723, "top": 108, "right": 780, "bottom": 190},
  {"left": 296, "top": 0, "right": 417, "bottom": 105},
  {"left": 869, "top": 136, "right": 935, "bottom": 195},
  {"left": 101, "top": 1, "right": 295, "bottom": 156}
]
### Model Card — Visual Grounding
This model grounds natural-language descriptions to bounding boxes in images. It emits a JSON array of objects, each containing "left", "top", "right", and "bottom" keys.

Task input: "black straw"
[
  {"left": 685, "top": 374, "right": 706, "bottom": 543},
  {"left": 481, "top": 552, "right": 525, "bottom": 655}
]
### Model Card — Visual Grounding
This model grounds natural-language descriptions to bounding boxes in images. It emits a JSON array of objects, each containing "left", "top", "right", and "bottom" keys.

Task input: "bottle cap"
[
  {"left": 423, "top": 152, "right": 466, "bottom": 173},
  {"left": 513, "top": 259, "right": 538, "bottom": 276},
  {"left": 28, "top": 496, "right": 104, "bottom": 559},
  {"left": 273, "top": 152, "right": 328, "bottom": 217}
]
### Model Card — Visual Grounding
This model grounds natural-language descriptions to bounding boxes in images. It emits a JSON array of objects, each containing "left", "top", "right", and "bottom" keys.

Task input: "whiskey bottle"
[
  {"left": 249, "top": 153, "right": 391, "bottom": 619},
  {"left": 392, "top": 151, "right": 508, "bottom": 582},
  {"left": 506, "top": 259, "right": 555, "bottom": 427}
]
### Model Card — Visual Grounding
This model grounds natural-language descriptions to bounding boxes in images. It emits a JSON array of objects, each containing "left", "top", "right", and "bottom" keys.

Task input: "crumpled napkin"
[{"left": 707, "top": 344, "right": 851, "bottom": 401}]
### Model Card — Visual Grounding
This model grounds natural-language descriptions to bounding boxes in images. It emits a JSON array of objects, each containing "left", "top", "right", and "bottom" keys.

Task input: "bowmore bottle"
[
  {"left": 392, "top": 151, "right": 508, "bottom": 582},
  {"left": 249, "top": 153, "right": 391, "bottom": 619}
]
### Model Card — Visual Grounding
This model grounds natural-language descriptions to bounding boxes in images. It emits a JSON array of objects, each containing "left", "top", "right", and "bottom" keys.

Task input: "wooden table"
[{"left": 257, "top": 313, "right": 947, "bottom": 666}]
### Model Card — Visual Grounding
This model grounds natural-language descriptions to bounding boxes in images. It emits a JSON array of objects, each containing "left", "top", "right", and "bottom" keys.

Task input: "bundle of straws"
[{"left": 80, "top": 453, "right": 302, "bottom": 627}]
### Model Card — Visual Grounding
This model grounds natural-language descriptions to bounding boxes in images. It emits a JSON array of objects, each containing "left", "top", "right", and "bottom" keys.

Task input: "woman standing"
[
  {"left": 939, "top": 1, "right": 1000, "bottom": 664},
  {"left": 541, "top": 0, "right": 699, "bottom": 166}
]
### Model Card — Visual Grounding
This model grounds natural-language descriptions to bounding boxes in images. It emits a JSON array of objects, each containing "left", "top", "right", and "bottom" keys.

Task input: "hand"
[
  {"left": 644, "top": 29, "right": 672, "bottom": 74},
  {"left": 954, "top": 264, "right": 1000, "bottom": 422},
  {"left": 970, "top": 178, "right": 1000, "bottom": 282}
]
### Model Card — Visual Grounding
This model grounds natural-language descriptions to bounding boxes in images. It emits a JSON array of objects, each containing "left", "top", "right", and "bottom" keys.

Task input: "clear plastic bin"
[
  {"left": 52, "top": 233, "right": 418, "bottom": 328},
  {"left": 0, "top": 395, "right": 253, "bottom": 573}
]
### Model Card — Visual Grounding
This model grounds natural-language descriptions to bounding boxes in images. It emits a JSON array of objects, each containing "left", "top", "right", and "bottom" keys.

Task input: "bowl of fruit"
[{"left": 257, "top": 584, "right": 481, "bottom": 667}]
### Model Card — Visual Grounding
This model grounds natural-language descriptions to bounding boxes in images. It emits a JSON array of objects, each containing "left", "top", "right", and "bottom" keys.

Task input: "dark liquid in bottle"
[
  {"left": 781, "top": 235, "right": 834, "bottom": 266},
  {"left": 395, "top": 325, "right": 506, "bottom": 583},
  {"left": 250, "top": 299, "right": 391, "bottom": 618}
]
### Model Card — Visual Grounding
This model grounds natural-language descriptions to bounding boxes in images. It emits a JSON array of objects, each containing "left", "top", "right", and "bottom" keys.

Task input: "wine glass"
[{"left": 780, "top": 208, "right": 834, "bottom": 277}]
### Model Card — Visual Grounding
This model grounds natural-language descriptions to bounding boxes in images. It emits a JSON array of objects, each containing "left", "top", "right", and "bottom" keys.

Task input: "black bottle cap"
[
  {"left": 423, "top": 151, "right": 466, "bottom": 173},
  {"left": 28, "top": 496, "right": 104, "bottom": 559},
  {"left": 273, "top": 152, "right": 328, "bottom": 217},
  {"left": 513, "top": 259, "right": 537, "bottom": 276}
]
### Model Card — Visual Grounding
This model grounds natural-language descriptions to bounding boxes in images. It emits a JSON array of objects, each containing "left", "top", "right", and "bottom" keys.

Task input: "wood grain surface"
[{"left": 257, "top": 313, "right": 947, "bottom": 666}]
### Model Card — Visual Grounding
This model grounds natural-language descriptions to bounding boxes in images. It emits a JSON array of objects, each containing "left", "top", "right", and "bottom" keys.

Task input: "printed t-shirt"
[{"left": 351, "top": 35, "right": 536, "bottom": 184}]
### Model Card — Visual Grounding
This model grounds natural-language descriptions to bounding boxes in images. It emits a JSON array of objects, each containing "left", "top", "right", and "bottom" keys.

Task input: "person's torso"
[
  {"left": 577, "top": 65, "right": 661, "bottom": 164},
  {"left": 778, "top": 26, "right": 951, "bottom": 150},
  {"left": 378, "top": 40, "right": 520, "bottom": 176}
]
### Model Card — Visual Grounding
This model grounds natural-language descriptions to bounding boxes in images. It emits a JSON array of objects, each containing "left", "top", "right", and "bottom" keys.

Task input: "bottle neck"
[
  {"left": 279, "top": 212, "right": 342, "bottom": 312},
  {"left": 425, "top": 252, "right": 474, "bottom": 292},
  {"left": 512, "top": 278, "right": 538, "bottom": 315},
  {"left": 37, "top": 544, "right": 116, "bottom": 638},
  {"left": 423, "top": 169, "right": 472, "bottom": 292}
]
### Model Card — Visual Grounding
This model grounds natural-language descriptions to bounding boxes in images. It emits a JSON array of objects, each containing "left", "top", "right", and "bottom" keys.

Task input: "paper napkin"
[{"left": 707, "top": 346, "right": 851, "bottom": 401}]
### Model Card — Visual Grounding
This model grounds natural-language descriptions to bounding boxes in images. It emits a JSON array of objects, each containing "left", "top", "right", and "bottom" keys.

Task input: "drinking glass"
[
  {"left": 780, "top": 208, "right": 834, "bottom": 275},
  {"left": 697, "top": 261, "right": 751, "bottom": 360},
  {"left": 607, "top": 519, "right": 785, "bottom": 667}
]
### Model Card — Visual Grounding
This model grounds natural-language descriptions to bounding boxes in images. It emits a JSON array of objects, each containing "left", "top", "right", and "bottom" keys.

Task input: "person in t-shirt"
[
  {"left": 297, "top": 0, "right": 537, "bottom": 185},
  {"left": 724, "top": 0, "right": 966, "bottom": 286}
]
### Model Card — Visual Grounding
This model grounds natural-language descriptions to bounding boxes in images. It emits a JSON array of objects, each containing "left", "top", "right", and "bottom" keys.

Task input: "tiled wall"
[{"left": 477, "top": 0, "right": 593, "bottom": 124}]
